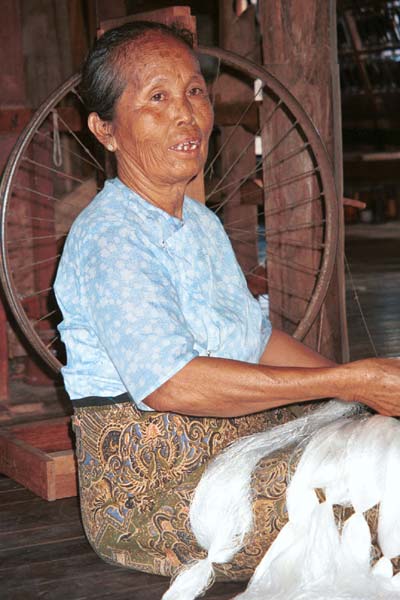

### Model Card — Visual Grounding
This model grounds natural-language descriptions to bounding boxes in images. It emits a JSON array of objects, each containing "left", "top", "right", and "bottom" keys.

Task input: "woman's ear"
[{"left": 87, "top": 113, "right": 117, "bottom": 152}]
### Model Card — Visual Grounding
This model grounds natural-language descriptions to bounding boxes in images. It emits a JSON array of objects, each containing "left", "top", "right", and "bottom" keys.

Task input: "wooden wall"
[
  {"left": 259, "top": 0, "right": 349, "bottom": 362},
  {"left": 0, "top": 1, "right": 28, "bottom": 404}
]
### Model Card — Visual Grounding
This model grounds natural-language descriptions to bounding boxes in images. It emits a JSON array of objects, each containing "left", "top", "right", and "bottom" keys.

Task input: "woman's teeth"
[{"left": 171, "top": 140, "right": 199, "bottom": 152}]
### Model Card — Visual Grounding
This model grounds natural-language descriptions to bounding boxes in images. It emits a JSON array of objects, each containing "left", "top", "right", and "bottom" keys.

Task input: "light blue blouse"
[{"left": 54, "top": 178, "right": 272, "bottom": 410}]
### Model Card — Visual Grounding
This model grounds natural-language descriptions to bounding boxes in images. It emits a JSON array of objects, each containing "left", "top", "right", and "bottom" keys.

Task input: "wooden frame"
[{"left": 0, "top": 417, "right": 76, "bottom": 501}]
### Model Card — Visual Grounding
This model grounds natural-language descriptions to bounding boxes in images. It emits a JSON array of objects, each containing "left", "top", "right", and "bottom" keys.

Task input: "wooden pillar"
[
  {"left": 0, "top": 0, "right": 27, "bottom": 167},
  {"left": 69, "top": 0, "right": 93, "bottom": 72},
  {"left": 96, "top": 0, "right": 127, "bottom": 22},
  {"left": 0, "top": 305, "right": 8, "bottom": 405},
  {"left": 259, "top": 0, "right": 349, "bottom": 362},
  {"left": 20, "top": 0, "right": 73, "bottom": 108},
  {"left": 0, "top": 0, "right": 29, "bottom": 406},
  {"left": 218, "top": 1, "right": 261, "bottom": 286}
]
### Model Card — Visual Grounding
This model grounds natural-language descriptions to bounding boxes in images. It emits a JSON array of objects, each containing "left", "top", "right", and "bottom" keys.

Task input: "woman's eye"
[
  {"left": 151, "top": 92, "right": 165, "bottom": 102},
  {"left": 188, "top": 87, "right": 205, "bottom": 96}
]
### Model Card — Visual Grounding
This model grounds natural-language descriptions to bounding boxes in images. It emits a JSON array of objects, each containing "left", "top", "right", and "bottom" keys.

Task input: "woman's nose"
[{"left": 174, "top": 95, "right": 195, "bottom": 126}]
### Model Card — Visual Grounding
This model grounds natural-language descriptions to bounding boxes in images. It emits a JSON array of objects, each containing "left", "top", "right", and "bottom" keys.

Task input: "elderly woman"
[{"left": 54, "top": 21, "right": 400, "bottom": 581}]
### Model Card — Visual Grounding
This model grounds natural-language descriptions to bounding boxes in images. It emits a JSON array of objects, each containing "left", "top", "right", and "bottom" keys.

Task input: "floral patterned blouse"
[{"left": 54, "top": 177, "right": 272, "bottom": 410}]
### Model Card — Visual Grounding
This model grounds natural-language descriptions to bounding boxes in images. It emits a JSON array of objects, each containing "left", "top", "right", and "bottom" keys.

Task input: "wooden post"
[
  {"left": 259, "top": 0, "right": 349, "bottom": 362},
  {"left": 218, "top": 1, "right": 261, "bottom": 287},
  {"left": 98, "top": 6, "right": 197, "bottom": 38},
  {"left": 0, "top": 303, "right": 8, "bottom": 405},
  {"left": 19, "top": 0, "right": 73, "bottom": 108},
  {"left": 0, "top": 0, "right": 29, "bottom": 407}
]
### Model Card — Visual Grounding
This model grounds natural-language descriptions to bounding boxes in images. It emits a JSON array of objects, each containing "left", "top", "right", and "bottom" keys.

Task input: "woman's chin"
[{"left": 167, "top": 161, "right": 204, "bottom": 184}]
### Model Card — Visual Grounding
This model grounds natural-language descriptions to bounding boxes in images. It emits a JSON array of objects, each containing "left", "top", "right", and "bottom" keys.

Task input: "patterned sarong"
[
  {"left": 73, "top": 397, "right": 392, "bottom": 581},
  {"left": 72, "top": 397, "right": 307, "bottom": 580}
]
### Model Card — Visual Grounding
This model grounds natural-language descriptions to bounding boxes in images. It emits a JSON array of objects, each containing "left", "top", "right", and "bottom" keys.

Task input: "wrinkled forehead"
[{"left": 116, "top": 30, "right": 201, "bottom": 87}]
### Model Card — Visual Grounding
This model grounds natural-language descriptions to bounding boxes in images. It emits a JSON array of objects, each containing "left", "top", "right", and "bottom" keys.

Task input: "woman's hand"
[{"left": 339, "top": 358, "right": 400, "bottom": 416}]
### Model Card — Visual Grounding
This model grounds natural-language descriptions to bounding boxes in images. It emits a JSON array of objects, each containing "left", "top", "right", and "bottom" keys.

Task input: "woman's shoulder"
[
  {"left": 184, "top": 197, "right": 234, "bottom": 255},
  {"left": 184, "top": 195, "right": 223, "bottom": 231},
  {"left": 68, "top": 179, "right": 147, "bottom": 246},
  {"left": 64, "top": 179, "right": 168, "bottom": 267},
  {"left": 72, "top": 179, "right": 127, "bottom": 229}
]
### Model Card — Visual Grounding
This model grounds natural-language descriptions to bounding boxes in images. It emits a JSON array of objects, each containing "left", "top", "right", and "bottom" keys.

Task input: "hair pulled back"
[{"left": 80, "top": 21, "right": 194, "bottom": 121}]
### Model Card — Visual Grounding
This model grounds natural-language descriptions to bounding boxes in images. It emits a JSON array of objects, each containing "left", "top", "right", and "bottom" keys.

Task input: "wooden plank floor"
[
  {"left": 1, "top": 221, "right": 399, "bottom": 599},
  {"left": 0, "top": 476, "right": 247, "bottom": 599},
  {"left": 345, "top": 222, "right": 400, "bottom": 360}
]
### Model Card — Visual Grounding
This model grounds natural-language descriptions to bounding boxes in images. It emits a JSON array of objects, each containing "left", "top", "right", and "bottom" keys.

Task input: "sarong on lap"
[
  {"left": 73, "top": 398, "right": 305, "bottom": 580},
  {"left": 73, "top": 398, "right": 393, "bottom": 580}
]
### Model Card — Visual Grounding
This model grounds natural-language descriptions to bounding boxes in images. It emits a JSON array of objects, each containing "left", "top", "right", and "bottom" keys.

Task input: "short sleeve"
[
  {"left": 80, "top": 228, "right": 198, "bottom": 407},
  {"left": 258, "top": 294, "right": 273, "bottom": 351}
]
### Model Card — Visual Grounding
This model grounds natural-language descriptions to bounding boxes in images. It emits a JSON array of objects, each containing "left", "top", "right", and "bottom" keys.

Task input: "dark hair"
[{"left": 80, "top": 21, "right": 194, "bottom": 121}]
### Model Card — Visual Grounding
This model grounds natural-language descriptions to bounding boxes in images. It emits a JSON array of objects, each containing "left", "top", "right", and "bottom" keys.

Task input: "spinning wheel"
[{"left": 0, "top": 46, "right": 339, "bottom": 374}]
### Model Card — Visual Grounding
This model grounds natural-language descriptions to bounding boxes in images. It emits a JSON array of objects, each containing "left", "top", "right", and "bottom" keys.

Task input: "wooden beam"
[
  {"left": 95, "top": 0, "right": 126, "bottom": 23},
  {"left": 343, "top": 10, "right": 378, "bottom": 118},
  {"left": 343, "top": 119, "right": 400, "bottom": 130},
  {"left": 0, "top": 0, "right": 26, "bottom": 105},
  {"left": 20, "top": 0, "right": 74, "bottom": 108},
  {"left": 259, "top": 0, "right": 349, "bottom": 362},
  {"left": 99, "top": 6, "right": 197, "bottom": 43},
  {"left": 0, "top": 301, "right": 9, "bottom": 405},
  {"left": 218, "top": 1, "right": 261, "bottom": 287},
  {"left": 68, "top": 0, "right": 91, "bottom": 71},
  {"left": 0, "top": 0, "right": 30, "bottom": 407},
  {"left": 0, "top": 417, "right": 77, "bottom": 501},
  {"left": 344, "top": 159, "right": 400, "bottom": 182},
  {"left": 344, "top": 151, "right": 400, "bottom": 162}
]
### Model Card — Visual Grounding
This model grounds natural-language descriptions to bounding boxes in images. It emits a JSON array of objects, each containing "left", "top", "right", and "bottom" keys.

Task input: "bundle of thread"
[{"left": 163, "top": 401, "right": 400, "bottom": 600}]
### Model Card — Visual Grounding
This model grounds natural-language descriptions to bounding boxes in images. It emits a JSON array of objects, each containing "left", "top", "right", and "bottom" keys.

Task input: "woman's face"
[{"left": 109, "top": 32, "right": 214, "bottom": 190}]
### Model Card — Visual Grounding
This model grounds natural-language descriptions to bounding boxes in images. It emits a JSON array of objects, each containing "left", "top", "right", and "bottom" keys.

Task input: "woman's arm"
[
  {"left": 145, "top": 330, "right": 400, "bottom": 417},
  {"left": 259, "top": 329, "right": 336, "bottom": 368}
]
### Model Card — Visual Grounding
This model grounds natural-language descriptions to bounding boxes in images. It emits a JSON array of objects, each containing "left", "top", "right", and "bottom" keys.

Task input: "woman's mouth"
[{"left": 169, "top": 139, "right": 201, "bottom": 153}]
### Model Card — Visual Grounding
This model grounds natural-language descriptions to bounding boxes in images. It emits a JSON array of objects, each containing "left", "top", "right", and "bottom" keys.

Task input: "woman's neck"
[{"left": 117, "top": 166, "right": 187, "bottom": 219}]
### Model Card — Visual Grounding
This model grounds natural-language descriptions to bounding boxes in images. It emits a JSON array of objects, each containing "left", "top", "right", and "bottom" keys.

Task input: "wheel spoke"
[
  {"left": 35, "top": 129, "right": 104, "bottom": 172},
  {"left": 207, "top": 128, "right": 261, "bottom": 199},
  {"left": 21, "top": 287, "right": 53, "bottom": 300},
  {"left": 7, "top": 210, "right": 56, "bottom": 224},
  {"left": 211, "top": 122, "right": 301, "bottom": 214},
  {"left": 204, "top": 80, "right": 268, "bottom": 178},
  {"left": 210, "top": 56, "right": 221, "bottom": 111},
  {"left": 267, "top": 250, "right": 320, "bottom": 277},
  {"left": 53, "top": 109, "right": 105, "bottom": 172},
  {"left": 13, "top": 183, "right": 92, "bottom": 216},
  {"left": 7, "top": 233, "right": 64, "bottom": 244},
  {"left": 266, "top": 220, "right": 325, "bottom": 238},
  {"left": 14, "top": 255, "right": 61, "bottom": 273},
  {"left": 264, "top": 193, "right": 322, "bottom": 217},
  {"left": 269, "top": 306, "right": 300, "bottom": 326},
  {"left": 22, "top": 156, "right": 88, "bottom": 185},
  {"left": 33, "top": 309, "right": 58, "bottom": 324},
  {"left": 268, "top": 283, "right": 311, "bottom": 303},
  {"left": 268, "top": 239, "right": 325, "bottom": 251},
  {"left": 46, "top": 334, "right": 60, "bottom": 349}
]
